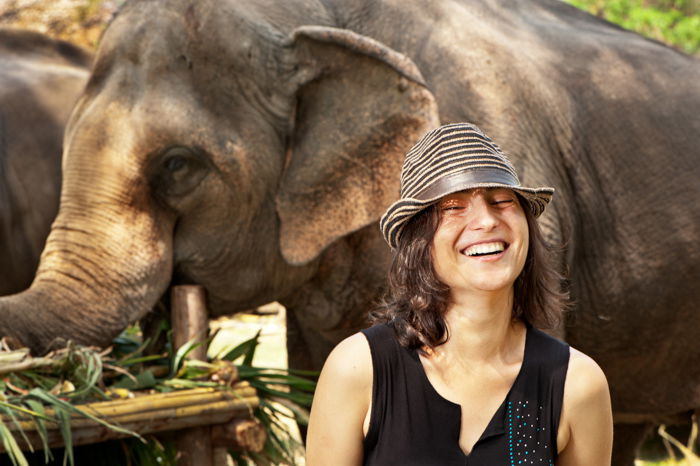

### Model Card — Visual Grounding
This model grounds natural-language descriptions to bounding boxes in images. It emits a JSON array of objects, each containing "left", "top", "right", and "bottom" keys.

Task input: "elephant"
[
  {"left": 0, "top": 28, "right": 91, "bottom": 296},
  {"left": 0, "top": 0, "right": 698, "bottom": 463}
]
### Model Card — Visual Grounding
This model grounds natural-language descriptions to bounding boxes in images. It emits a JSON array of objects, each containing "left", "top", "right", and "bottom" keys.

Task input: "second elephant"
[{"left": 0, "top": 28, "right": 90, "bottom": 296}]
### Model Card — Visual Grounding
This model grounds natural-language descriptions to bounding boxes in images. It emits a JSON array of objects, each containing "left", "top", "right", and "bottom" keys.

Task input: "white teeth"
[{"left": 464, "top": 242, "right": 506, "bottom": 256}]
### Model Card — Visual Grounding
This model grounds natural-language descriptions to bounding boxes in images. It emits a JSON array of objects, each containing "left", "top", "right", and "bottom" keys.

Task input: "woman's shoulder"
[
  {"left": 333, "top": 331, "right": 373, "bottom": 355},
  {"left": 559, "top": 348, "right": 611, "bottom": 434},
  {"left": 566, "top": 347, "right": 610, "bottom": 398},
  {"left": 557, "top": 347, "right": 613, "bottom": 462},
  {"left": 319, "top": 331, "right": 373, "bottom": 389},
  {"left": 307, "top": 334, "right": 374, "bottom": 464}
]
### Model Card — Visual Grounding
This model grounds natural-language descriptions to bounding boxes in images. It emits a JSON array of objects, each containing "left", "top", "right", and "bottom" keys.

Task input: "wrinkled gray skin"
[
  {"left": 0, "top": 29, "right": 91, "bottom": 296},
  {"left": 1, "top": 1, "right": 699, "bottom": 462}
]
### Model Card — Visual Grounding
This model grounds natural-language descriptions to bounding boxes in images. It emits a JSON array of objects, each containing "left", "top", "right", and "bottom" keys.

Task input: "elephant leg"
[
  {"left": 283, "top": 225, "right": 391, "bottom": 373},
  {"left": 285, "top": 305, "right": 334, "bottom": 444},
  {"left": 612, "top": 423, "right": 652, "bottom": 466},
  {"left": 285, "top": 305, "right": 334, "bottom": 372}
]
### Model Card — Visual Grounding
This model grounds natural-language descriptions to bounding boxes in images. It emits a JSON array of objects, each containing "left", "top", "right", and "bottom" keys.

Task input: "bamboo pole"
[
  {"left": 6, "top": 384, "right": 256, "bottom": 432},
  {"left": 0, "top": 386, "right": 259, "bottom": 451},
  {"left": 78, "top": 384, "right": 257, "bottom": 417}
]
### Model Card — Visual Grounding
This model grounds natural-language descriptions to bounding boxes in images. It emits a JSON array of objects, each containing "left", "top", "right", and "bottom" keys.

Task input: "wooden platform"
[{"left": 0, "top": 383, "right": 260, "bottom": 451}]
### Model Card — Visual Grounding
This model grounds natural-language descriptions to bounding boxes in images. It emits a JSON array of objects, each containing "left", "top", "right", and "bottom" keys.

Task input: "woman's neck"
[{"left": 438, "top": 289, "right": 523, "bottom": 363}]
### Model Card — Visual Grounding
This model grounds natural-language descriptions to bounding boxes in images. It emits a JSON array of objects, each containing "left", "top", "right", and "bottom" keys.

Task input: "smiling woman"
[{"left": 306, "top": 123, "right": 614, "bottom": 466}]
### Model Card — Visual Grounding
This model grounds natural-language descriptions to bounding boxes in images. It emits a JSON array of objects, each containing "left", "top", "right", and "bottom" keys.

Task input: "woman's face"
[{"left": 431, "top": 188, "right": 529, "bottom": 298}]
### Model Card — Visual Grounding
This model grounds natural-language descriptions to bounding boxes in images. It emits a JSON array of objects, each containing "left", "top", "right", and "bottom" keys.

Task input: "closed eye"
[{"left": 438, "top": 199, "right": 467, "bottom": 211}]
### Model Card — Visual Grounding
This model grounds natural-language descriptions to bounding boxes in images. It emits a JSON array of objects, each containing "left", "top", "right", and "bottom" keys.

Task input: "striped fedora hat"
[{"left": 380, "top": 122, "right": 554, "bottom": 249}]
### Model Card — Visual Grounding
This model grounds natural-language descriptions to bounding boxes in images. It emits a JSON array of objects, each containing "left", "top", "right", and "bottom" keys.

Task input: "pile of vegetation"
[{"left": 0, "top": 322, "right": 315, "bottom": 465}]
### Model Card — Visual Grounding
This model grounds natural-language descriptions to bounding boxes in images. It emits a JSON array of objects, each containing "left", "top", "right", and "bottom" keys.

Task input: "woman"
[{"left": 306, "top": 123, "right": 613, "bottom": 465}]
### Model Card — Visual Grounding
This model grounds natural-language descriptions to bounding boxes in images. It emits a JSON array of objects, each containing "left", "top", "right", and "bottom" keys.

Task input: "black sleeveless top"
[{"left": 361, "top": 323, "right": 570, "bottom": 466}]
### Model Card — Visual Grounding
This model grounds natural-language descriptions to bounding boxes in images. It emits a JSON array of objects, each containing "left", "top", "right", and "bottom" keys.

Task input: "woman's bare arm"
[
  {"left": 306, "top": 332, "right": 373, "bottom": 466},
  {"left": 557, "top": 347, "right": 614, "bottom": 465}
]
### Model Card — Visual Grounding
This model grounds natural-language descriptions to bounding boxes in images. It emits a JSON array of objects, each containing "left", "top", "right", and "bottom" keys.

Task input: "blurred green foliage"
[{"left": 565, "top": 0, "right": 700, "bottom": 55}]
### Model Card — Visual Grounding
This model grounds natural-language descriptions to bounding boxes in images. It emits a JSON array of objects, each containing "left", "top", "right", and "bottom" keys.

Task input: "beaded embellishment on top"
[{"left": 508, "top": 401, "right": 554, "bottom": 465}]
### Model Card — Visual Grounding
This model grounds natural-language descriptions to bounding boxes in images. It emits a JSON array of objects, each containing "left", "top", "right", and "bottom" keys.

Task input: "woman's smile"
[{"left": 461, "top": 240, "right": 508, "bottom": 259}]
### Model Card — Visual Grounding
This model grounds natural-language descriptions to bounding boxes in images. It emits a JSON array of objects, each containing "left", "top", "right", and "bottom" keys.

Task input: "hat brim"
[{"left": 380, "top": 182, "right": 554, "bottom": 250}]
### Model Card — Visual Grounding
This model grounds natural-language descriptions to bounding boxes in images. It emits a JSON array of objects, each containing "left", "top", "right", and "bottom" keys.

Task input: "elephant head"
[{"left": 0, "top": 0, "right": 438, "bottom": 354}]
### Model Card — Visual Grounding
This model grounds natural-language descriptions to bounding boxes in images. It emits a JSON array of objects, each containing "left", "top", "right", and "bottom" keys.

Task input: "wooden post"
[
  {"left": 171, "top": 285, "right": 209, "bottom": 361},
  {"left": 171, "top": 285, "right": 213, "bottom": 466},
  {"left": 212, "top": 419, "right": 267, "bottom": 452}
]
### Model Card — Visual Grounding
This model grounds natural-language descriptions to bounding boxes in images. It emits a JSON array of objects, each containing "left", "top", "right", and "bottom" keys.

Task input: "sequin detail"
[{"left": 507, "top": 401, "right": 554, "bottom": 465}]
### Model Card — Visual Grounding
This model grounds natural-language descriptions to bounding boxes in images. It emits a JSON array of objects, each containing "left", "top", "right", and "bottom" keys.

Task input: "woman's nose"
[{"left": 468, "top": 197, "right": 498, "bottom": 230}]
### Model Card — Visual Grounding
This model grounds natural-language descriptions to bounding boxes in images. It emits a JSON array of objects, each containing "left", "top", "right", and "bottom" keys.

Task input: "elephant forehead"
[
  {"left": 89, "top": 2, "right": 300, "bottom": 124},
  {"left": 98, "top": 0, "right": 276, "bottom": 65}
]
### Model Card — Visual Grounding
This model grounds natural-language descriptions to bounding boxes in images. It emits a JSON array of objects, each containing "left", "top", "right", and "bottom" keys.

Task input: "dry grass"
[{"left": 637, "top": 422, "right": 700, "bottom": 466}]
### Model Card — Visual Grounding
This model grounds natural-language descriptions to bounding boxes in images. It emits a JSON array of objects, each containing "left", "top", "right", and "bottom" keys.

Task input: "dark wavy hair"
[{"left": 370, "top": 196, "right": 568, "bottom": 353}]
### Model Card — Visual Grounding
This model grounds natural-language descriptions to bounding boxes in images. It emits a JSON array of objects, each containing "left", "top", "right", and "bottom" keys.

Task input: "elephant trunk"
[{"left": 0, "top": 121, "right": 175, "bottom": 354}]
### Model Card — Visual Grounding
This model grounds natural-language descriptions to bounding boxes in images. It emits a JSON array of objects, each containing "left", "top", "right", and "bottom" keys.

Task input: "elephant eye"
[
  {"left": 162, "top": 147, "right": 197, "bottom": 181},
  {"left": 165, "top": 154, "right": 188, "bottom": 173},
  {"left": 150, "top": 146, "right": 211, "bottom": 200}
]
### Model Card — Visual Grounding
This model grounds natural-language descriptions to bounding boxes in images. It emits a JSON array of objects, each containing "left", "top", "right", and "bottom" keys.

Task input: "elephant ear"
[{"left": 277, "top": 26, "right": 439, "bottom": 266}]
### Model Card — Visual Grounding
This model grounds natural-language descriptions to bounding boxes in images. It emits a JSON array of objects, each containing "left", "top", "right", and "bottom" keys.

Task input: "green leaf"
[
  {"left": 117, "top": 354, "right": 167, "bottom": 367},
  {"left": 25, "top": 399, "right": 53, "bottom": 463},
  {"left": 237, "top": 368, "right": 316, "bottom": 392},
  {"left": 56, "top": 407, "right": 73, "bottom": 466},
  {"left": 170, "top": 339, "right": 207, "bottom": 377},
  {"left": 248, "top": 381, "right": 313, "bottom": 407},
  {"left": 242, "top": 330, "right": 261, "bottom": 367},
  {"left": 218, "top": 331, "right": 261, "bottom": 364},
  {"left": 17, "top": 371, "right": 58, "bottom": 392},
  {"left": 112, "top": 370, "right": 158, "bottom": 390},
  {"left": 0, "top": 417, "right": 28, "bottom": 466},
  {"left": 284, "top": 367, "right": 321, "bottom": 378},
  {"left": 0, "top": 405, "right": 33, "bottom": 453},
  {"left": 0, "top": 400, "right": 53, "bottom": 421}
]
